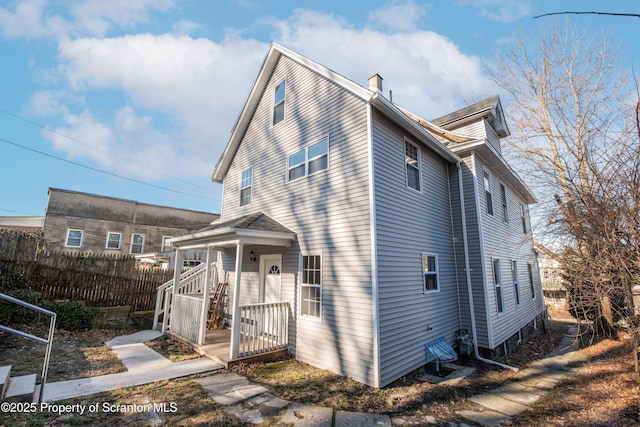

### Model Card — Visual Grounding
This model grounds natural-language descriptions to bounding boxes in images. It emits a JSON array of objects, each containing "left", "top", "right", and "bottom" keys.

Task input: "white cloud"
[
  {"left": 37, "top": 6, "right": 492, "bottom": 184},
  {"left": 172, "top": 19, "right": 201, "bottom": 35},
  {"left": 0, "top": 0, "right": 69, "bottom": 38},
  {"left": 455, "top": 0, "right": 532, "bottom": 23},
  {"left": 368, "top": 0, "right": 429, "bottom": 32}
]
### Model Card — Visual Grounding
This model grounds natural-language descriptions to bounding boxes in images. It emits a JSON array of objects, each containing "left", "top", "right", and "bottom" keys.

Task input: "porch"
[{"left": 154, "top": 212, "right": 296, "bottom": 365}]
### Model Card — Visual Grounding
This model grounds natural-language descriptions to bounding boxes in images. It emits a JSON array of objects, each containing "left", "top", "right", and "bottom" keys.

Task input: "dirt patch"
[
  {"left": 0, "top": 325, "right": 127, "bottom": 382},
  {"left": 144, "top": 334, "right": 201, "bottom": 362}
]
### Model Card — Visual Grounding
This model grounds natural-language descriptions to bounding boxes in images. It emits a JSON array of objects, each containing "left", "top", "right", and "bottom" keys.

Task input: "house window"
[
  {"left": 512, "top": 260, "right": 520, "bottom": 305},
  {"left": 422, "top": 253, "right": 439, "bottom": 293},
  {"left": 405, "top": 140, "right": 421, "bottom": 191},
  {"left": 300, "top": 254, "right": 321, "bottom": 318},
  {"left": 65, "top": 229, "right": 83, "bottom": 248},
  {"left": 521, "top": 204, "right": 527, "bottom": 233},
  {"left": 240, "top": 167, "right": 253, "bottom": 206},
  {"left": 273, "top": 80, "right": 286, "bottom": 125},
  {"left": 484, "top": 170, "right": 493, "bottom": 215},
  {"left": 288, "top": 137, "right": 329, "bottom": 181},
  {"left": 500, "top": 183, "right": 508, "bottom": 222},
  {"left": 162, "top": 236, "right": 173, "bottom": 252},
  {"left": 493, "top": 259, "right": 504, "bottom": 313},
  {"left": 106, "top": 232, "right": 122, "bottom": 250},
  {"left": 528, "top": 263, "right": 536, "bottom": 298},
  {"left": 130, "top": 233, "right": 145, "bottom": 254}
]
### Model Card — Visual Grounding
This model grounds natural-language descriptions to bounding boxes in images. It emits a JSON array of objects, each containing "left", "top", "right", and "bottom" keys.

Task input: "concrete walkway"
[
  {"left": 40, "top": 330, "right": 223, "bottom": 402},
  {"left": 456, "top": 323, "right": 580, "bottom": 426}
]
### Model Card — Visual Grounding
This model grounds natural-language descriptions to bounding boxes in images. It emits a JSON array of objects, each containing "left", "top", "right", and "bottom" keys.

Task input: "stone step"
[
  {"left": 4, "top": 374, "right": 36, "bottom": 403},
  {"left": 0, "top": 365, "right": 11, "bottom": 399}
]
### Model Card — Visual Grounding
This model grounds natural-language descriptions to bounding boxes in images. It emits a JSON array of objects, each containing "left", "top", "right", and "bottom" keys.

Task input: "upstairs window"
[
  {"left": 528, "top": 263, "right": 536, "bottom": 298},
  {"left": 500, "top": 183, "right": 508, "bottom": 222},
  {"left": 65, "top": 229, "right": 83, "bottom": 248},
  {"left": 512, "top": 260, "right": 520, "bottom": 305},
  {"left": 240, "top": 167, "right": 253, "bottom": 207},
  {"left": 521, "top": 204, "right": 528, "bottom": 233},
  {"left": 106, "top": 232, "right": 122, "bottom": 250},
  {"left": 484, "top": 170, "right": 493, "bottom": 215},
  {"left": 288, "top": 137, "right": 329, "bottom": 181},
  {"left": 131, "top": 233, "right": 145, "bottom": 254},
  {"left": 405, "top": 140, "right": 421, "bottom": 191},
  {"left": 422, "top": 253, "right": 439, "bottom": 293},
  {"left": 273, "top": 80, "right": 286, "bottom": 125}
]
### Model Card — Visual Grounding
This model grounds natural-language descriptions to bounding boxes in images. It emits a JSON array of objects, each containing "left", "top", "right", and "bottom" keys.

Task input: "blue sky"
[{"left": 1, "top": 0, "right": 638, "bottom": 218}]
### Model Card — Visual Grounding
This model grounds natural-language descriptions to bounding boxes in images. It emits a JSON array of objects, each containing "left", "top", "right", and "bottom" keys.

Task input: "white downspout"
[{"left": 457, "top": 162, "right": 518, "bottom": 372}]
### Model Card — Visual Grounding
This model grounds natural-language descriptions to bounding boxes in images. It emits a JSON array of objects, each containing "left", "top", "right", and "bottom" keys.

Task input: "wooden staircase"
[{"left": 0, "top": 365, "right": 36, "bottom": 403}]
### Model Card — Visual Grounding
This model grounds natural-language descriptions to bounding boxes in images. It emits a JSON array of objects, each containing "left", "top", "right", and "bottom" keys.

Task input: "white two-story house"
[{"left": 165, "top": 43, "right": 544, "bottom": 388}]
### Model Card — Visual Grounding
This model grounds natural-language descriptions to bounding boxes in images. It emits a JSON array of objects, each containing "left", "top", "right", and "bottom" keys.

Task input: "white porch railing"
[
  {"left": 238, "top": 301, "right": 289, "bottom": 357},
  {"left": 152, "top": 262, "right": 216, "bottom": 332}
]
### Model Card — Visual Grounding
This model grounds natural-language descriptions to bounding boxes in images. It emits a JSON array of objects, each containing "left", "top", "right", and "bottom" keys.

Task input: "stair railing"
[{"left": 0, "top": 292, "right": 56, "bottom": 403}]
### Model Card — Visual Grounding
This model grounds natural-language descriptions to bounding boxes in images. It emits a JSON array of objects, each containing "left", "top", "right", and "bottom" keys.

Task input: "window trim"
[
  {"left": 512, "top": 260, "right": 520, "bottom": 306},
  {"left": 500, "top": 183, "right": 508, "bottom": 223},
  {"left": 493, "top": 258, "right": 504, "bottom": 313},
  {"left": 239, "top": 167, "right": 253, "bottom": 207},
  {"left": 106, "top": 232, "right": 122, "bottom": 250},
  {"left": 130, "top": 233, "right": 145, "bottom": 255},
  {"left": 272, "top": 79, "right": 286, "bottom": 126},
  {"left": 422, "top": 252, "right": 439, "bottom": 294},
  {"left": 65, "top": 228, "right": 83, "bottom": 248},
  {"left": 287, "top": 136, "right": 329, "bottom": 182},
  {"left": 299, "top": 253, "right": 322, "bottom": 321},
  {"left": 404, "top": 139, "right": 422, "bottom": 192},
  {"left": 484, "top": 170, "right": 494, "bottom": 216}
]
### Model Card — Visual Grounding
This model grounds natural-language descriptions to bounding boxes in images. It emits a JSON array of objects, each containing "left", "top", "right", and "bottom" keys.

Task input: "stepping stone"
[
  {"left": 469, "top": 393, "right": 531, "bottom": 416},
  {"left": 280, "top": 402, "right": 333, "bottom": 426},
  {"left": 490, "top": 381, "right": 546, "bottom": 405},
  {"left": 456, "top": 409, "right": 511, "bottom": 427},
  {"left": 225, "top": 392, "right": 289, "bottom": 424},
  {"left": 335, "top": 411, "right": 391, "bottom": 426},
  {"left": 195, "top": 373, "right": 268, "bottom": 405}
]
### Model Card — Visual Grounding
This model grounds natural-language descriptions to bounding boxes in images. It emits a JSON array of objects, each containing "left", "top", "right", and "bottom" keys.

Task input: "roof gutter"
[{"left": 457, "top": 161, "right": 518, "bottom": 372}]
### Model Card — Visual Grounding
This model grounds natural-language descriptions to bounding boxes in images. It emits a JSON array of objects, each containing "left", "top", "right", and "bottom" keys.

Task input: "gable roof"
[
  {"left": 168, "top": 212, "right": 295, "bottom": 249},
  {"left": 211, "top": 42, "right": 459, "bottom": 183},
  {"left": 431, "top": 96, "right": 510, "bottom": 138}
]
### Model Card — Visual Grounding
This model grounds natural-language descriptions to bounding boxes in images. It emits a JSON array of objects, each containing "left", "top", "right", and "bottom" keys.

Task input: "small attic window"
[{"left": 273, "top": 80, "right": 286, "bottom": 125}]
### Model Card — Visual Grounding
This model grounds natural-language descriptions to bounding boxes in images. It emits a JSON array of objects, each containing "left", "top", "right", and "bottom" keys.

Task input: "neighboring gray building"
[
  {"left": 168, "top": 43, "right": 544, "bottom": 387},
  {"left": 43, "top": 188, "right": 219, "bottom": 266}
]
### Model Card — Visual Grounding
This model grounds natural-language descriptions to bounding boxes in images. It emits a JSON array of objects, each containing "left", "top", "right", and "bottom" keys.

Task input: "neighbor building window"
[
  {"left": 422, "top": 253, "right": 439, "bottom": 293},
  {"left": 512, "top": 260, "right": 520, "bottom": 305},
  {"left": 65, "top": 229, "right": 83, "bottom": 248},
  {"left": 300, "top": 254, "right": 321, "bottom": 318},
  {"left": 500, "top": 183, "right": 508, "bottom": 222},
  {"left": 273, "top": 80, "right": 286, "bottom": 125},
  {"left": 240, "top": 167, "right": 253, "bottom": 206},
  {"left": 288, "top": 137, "right": 329, "bottom": 181},
  {"left": 131, "top": 233, "right": 145, "bottom": 254},
  {"left": 528, "top": 263, "right": 536, "bottom": 298},
  {"left": 484, "top": 170, "right": 493, "bottom": 215},
  {"left": 493, "top": 259, "right": 504, "bottom": 313},
  {"left": 106, "top": 232, "right": 122, "bottom": 250},
  {"left": 405, "top": 140, "right": 421, "bottom": 191}
]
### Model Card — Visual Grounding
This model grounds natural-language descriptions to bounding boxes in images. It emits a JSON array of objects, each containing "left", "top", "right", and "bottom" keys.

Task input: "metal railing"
[{"left": 0, "top": 292, "right": 56, "bottom": 403}]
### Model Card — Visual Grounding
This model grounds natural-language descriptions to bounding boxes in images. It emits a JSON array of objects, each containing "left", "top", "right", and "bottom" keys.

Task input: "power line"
[
  {"left": 534, "top": 11, "right": 640, "bottom": 19},
  {"left": 0, "top": 107, "right": 208, "bottom": 190},
  {"left": 0, "top": 136, "right": 218, "bottom": 202}
]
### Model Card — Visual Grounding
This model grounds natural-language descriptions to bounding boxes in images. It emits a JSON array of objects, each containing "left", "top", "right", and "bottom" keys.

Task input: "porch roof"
[{"left": 167, "top": 212, "right": 295, "bottom": 250}]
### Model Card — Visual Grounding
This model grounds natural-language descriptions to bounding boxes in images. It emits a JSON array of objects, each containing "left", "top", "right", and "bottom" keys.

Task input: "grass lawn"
[{"left": 1, "top": 317, "right": 639, "bottom": 426}]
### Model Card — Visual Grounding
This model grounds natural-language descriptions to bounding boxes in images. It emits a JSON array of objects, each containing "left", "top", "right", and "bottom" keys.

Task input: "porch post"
[
  {"left": 230, "top": 241, "right": 244, "bottom": 359},
  {"left": 165, "top": 248, "right": 183, "bottom": 332},
  {"left": 198, "top": 246, "right": 214, "bottom": 345}
]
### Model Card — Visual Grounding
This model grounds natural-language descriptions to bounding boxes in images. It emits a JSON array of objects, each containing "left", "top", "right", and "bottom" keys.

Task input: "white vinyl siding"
[{"left": 220, "top": 55, "right": 374, "bottom": 386}]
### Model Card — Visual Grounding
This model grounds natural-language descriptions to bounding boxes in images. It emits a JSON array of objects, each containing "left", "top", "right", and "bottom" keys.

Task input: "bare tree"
[{"left": 487, "top": 22, "right": 640, "bottom": 370}]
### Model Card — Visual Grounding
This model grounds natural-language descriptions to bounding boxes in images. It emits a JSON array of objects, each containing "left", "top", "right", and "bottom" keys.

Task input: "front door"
[{"left": 260, "top": 254, "right": 282, "bottom": 303}]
